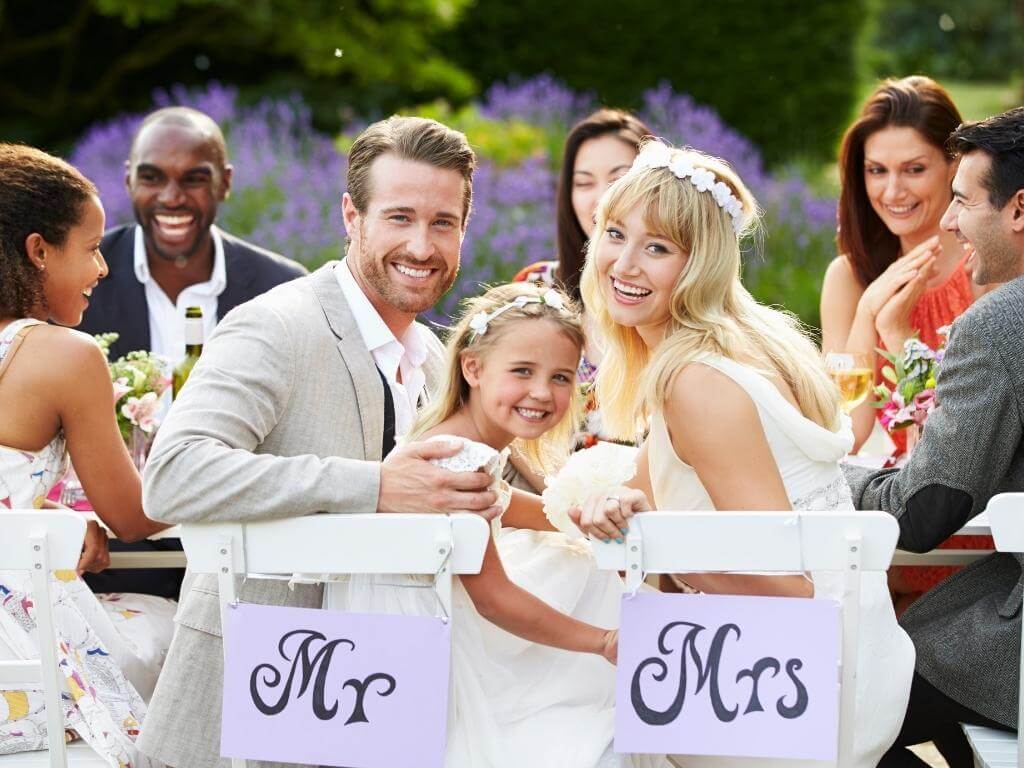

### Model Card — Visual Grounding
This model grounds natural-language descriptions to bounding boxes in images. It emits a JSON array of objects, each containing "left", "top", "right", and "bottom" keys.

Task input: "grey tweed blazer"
[
  {"left": 844, "top": 274, "right": 1024, "bottom": 728},
  {"left": 137, "top": 262, "right": 445, "bottom": 767}
]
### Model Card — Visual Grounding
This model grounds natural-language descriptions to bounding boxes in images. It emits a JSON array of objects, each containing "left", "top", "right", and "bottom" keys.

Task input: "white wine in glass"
[{"left": 825, "top": 352, "right": 874, "bottom": 413}]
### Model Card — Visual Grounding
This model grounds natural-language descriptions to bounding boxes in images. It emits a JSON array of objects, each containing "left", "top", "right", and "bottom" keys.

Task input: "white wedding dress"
[
  {"left": 324, "top": 436, "right": 668, "bottom": 768},
  {"left": 647, "top": 355, "right": 914, "bottom": 768}
]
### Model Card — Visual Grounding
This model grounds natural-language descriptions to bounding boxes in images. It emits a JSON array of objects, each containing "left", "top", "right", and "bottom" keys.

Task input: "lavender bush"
[{"left": 70, "top": 76, "right": 837, "bottom": 328}]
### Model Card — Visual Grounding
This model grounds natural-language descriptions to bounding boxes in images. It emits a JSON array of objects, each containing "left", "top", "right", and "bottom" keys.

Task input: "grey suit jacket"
[
  {"left": 844, "top": 274, "right": 1024, "bottom": 727},
  {"left": 138, "top": 262, "right": 445, "bottom": 766}
]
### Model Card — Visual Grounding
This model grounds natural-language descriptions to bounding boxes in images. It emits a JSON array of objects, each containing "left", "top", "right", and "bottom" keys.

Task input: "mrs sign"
[{"left": 616, "top": 593, "right": 840, "bottom": 760}]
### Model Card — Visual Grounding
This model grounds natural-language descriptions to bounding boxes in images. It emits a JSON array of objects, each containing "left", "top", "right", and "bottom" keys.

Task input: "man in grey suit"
[
  {"left": 846, "top": 107, "right": 1024, "bottom": 767},
  {"left": 137, "top": 116, "right": 500, "bottom": 767}
]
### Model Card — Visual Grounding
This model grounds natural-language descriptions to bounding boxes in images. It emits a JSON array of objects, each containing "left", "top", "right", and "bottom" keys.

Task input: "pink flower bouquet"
[
  {"left": 873, "top": 327, "right": 949, "bottom": 433},
  {"left": 95, "top": 333, "right": 170, "bottom": 442}
]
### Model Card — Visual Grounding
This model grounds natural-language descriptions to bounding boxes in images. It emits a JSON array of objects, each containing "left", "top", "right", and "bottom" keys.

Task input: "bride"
[{"left": 572, "top": 141, "right": 915, "bottom": 767}]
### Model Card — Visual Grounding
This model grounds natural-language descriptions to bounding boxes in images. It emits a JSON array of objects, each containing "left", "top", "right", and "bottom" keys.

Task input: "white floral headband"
[
  {"left": 630, "top": 142, "right": 745, "bottom": 234},
  {"left": 468, "top": 289, "right": 565, "bottom": 338}
]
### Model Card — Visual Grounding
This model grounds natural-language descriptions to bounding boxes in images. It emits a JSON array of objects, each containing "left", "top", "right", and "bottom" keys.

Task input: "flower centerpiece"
[
  {"left": 95, "top": 333, "right": 170, "bottom": 468},
  {"left": 872, "top": 326, "right": 950, "bottom": 434}
]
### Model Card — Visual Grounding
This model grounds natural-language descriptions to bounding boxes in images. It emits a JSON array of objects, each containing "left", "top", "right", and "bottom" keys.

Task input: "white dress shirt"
[
  {"left": 333, "top": 259, "right": 429, "bottom": 438},
  {"left": 133, "top": 225, "right": 226, "bottom": 364}
]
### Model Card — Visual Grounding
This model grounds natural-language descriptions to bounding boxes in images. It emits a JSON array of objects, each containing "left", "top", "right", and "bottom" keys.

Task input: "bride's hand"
[
  {"left": 600, "top": 629, "right": 618, "bottom": 665},
  {"left": 570, "top": 486, "right": 651, "bottom": 542}
]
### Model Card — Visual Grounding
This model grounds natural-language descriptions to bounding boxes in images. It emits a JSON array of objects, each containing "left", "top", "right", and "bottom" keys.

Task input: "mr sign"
[
  {"left": 615, "top": 593, "right": 840, "bottom": 761},
  {"left": 221, "top": 603, "right": 450, "bottom": 768}
]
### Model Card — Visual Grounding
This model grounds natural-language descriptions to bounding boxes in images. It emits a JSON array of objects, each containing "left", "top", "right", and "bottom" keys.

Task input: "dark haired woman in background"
[
  {"left": 0, "top": 144, "right": 171, "bottom": 761},
  {"left": 511, "top": 110, "right": 652, "bottom": 489},
  {"left": 819, "top": 77, "right": 987, "bottom": 610}
]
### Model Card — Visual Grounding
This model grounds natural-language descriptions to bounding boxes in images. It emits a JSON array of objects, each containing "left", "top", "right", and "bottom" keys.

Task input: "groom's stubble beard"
[{"left": 354, "top": 221, "right": 459, "bottom": 314}]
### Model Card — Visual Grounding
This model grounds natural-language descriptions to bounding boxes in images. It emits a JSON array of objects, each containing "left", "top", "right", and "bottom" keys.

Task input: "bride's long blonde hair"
[
  {"left": 409, "top": 282, "right": 585, "bottom": 474},
  {"left": 580, "top": 143, "right": 842, "bottom": 441}
]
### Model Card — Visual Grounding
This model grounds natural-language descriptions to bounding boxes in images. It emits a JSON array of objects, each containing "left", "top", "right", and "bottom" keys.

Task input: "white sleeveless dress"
[
  {"left": 325, "top": 436, "right": 668, "bottom": 768},
  {"left": 646, "top": 356, "right": 914, "bottom": 768}
]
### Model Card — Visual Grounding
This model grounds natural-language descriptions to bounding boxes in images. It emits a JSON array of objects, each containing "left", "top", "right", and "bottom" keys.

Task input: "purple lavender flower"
[{"left": 69, "top": 76, "right": 838, "bottom": 327}]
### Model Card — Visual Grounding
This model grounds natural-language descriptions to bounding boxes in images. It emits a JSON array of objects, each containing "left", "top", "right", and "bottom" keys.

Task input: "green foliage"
[
  {"left": 0, "top": 0, "right": 474, "bottom": 146},
  {"left": 401, "top": 101, "right": 555, "bottom": 166},
  {"left": 865, "top": 0, "right": 1024, "bottom": 82},
  {"left": 441, "top": 0, "right": 867, "bottom": 165}
]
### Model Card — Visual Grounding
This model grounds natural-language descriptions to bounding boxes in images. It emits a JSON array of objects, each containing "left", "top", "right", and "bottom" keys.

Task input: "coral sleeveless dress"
[{"left": 879, "top": 256, "right": 987, "bottom": 594}]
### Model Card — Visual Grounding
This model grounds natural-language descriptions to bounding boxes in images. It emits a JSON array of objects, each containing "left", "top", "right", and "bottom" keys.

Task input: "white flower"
[
  {"left": 112, "top": 376, "right": 132, "bottom": 403},
  {"left": 711, "top": 181, "right": 733, "bottom": 207},
  {"left": 725, "top": 197, "right": 744, "bottom": 219},
  {"left": 512, "top": 295, "right": 531, "bottom": 309},
  {"left": 469, "top": 311, "right": 490, "bottom": 336},
  {"left": 541, "top": 289, "right": 564, "bottom": 310},
  {"left": 690, "top": 167, "right": 715, "bottom": 193},
  {"left": 541, "top": 442, "right": 639, "bottom": 538},
  {"left": 669, "top": 156, "right": 695, "bottom": 180},
  {"left": 637, "top": 141, "right": 672, "bottom": 171}
]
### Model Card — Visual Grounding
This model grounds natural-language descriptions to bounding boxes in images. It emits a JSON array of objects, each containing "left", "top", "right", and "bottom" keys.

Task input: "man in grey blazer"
[
  {"left": 137, "top": 116, "right": 500, "bottom": 767},
  {"left": 845, "top": 108, "right": 1024, "bottom": 768}
]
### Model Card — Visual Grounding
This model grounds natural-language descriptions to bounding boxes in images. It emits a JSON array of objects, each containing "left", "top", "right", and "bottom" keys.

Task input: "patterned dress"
[{"left": 0, "top": 318, "right": 158, "bottom": 766}]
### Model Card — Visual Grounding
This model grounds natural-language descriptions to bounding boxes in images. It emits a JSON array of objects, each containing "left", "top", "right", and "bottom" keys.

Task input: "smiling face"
[
  {"left": 571, "top": 134, "right": 638, "bottom": 235},
  {"left": 36, "top": 195, "right": 108, "bottom": 326},
  {"left": 863, "top": 126, "right": 954, "bottom": 244},
  {"left": 462, "top": 318, "right": 579, "bottom": 445},
  {"left": 593, "top": 203, "right": 688, "bottom": 345},
  {"left": 343, "top": 153, "right": 463, "bottom": 323},
  {"left": 127, "top": 122, "right": 231, "bottom": 264},
  {"left": 941, "top": 150, "right": 1024, "bottom": 285}
]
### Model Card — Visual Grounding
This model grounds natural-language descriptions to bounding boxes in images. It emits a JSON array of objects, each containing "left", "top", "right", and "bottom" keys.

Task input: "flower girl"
[{"left": 327, "top": 282, "right": 666, "bottom": 768}]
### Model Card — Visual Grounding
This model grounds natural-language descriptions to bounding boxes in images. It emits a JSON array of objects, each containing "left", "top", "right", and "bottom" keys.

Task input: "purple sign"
[
  {"left": 221, "top": 603, "right": 451, "bottom": 768},
  {"left": 615, "top": 593, "right": 840, "bottom": 761}
]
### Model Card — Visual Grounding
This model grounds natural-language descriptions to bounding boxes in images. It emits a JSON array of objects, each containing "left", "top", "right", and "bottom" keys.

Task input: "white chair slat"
[
  {"left": 0, "top": 659, "right": 42, "bottom": 685},
  {"left": 180, "top": 513, "right": 489, "bottom": 575},
  {"left": 0, "top": 742, "right": 111, "bottom": 767},
  {"left": 961, "top": 493, "right": 1024, "bottom": 768},
  {"left": 591, "top": 510, "right": 898, "bottom": 573},
  {"left": 0, "top": 511, "right": 86, "bottom": 570},
  {"left": 0, "top": 512, "right": 101, "bottom": 767}
]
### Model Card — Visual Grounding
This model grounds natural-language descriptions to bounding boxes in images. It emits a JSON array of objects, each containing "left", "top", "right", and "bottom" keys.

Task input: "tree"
[{"left": 0, "top": 0, "right": 474, "bottom": 145}]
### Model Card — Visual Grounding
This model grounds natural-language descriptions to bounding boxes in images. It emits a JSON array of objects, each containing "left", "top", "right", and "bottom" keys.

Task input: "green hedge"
[{"left": 443, "top": 0, "right": 867, "bottom": 165}]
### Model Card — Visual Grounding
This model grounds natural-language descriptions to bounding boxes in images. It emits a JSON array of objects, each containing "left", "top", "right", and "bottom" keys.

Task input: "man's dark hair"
[
  {"left": 0, "top": 144, "right": 97, "bottom": 317},
  {"left": 949, "top": 107, "right": 1024, "bottom": 209}
]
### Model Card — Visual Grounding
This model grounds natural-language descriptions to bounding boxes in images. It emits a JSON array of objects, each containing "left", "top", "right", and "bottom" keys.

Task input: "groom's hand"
[{"left": 378, "top": 440, "right": 501, "bottom": 519}]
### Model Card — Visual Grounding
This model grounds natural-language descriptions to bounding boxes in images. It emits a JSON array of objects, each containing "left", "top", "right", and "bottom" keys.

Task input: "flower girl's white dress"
[
  {"left": 648, "top": 356, "right": 914, "bottom": 768},
  {"left": 324, "top": 436, "right": 667, "bottom": 768}
]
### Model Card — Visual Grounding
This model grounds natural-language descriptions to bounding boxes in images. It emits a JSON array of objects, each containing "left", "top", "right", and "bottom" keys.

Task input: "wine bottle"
[{"left": 172, "top": 306, "right": 204, "bottom": 399}]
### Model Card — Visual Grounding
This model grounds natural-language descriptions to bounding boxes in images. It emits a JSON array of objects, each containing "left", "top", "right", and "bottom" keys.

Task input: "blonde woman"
[
  {"left": 326, "top": 282, "right": 666, "bottom": 768},
  {"left": 573, "top": 142, "right": 915, "bottom": 767}
]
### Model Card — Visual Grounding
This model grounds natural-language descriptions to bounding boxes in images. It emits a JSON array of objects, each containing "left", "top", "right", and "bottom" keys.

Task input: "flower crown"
[
  {"left": 468, "top": 289, "right": 565, "bottom": 338},
  {"left": 630, "top": 142, "right": 745, "bottom": 234}
]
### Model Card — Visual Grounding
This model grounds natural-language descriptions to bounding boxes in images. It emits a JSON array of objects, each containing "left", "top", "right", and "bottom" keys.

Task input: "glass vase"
[{"left": 129, "top": 425, "right": 155, "bottom": 473}]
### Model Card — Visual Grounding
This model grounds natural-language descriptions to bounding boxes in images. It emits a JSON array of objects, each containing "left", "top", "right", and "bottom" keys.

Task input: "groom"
[
  {"left": 846, "top": 107, "right": 1024, "bottom": 767},
  {"left": 138, "top": 116, "right": 500, "bottom": 768}
]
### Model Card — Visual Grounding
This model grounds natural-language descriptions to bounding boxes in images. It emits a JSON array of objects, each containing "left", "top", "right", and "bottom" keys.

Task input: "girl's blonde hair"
[
  {"left": 580, "top": 143, "right": 842, "bottom": 440},
  {"left": 410, "top": 282, "right": 585, "bottom": 473}
]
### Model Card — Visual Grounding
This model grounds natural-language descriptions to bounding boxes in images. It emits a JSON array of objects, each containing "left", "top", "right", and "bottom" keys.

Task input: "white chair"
[
  {"left": 962, "top": 492, "right": 1024, "bottom": 768},
  {"left": 0, "top": 510, "right": 108, "bottom": 767},
  {"left": 179, "top": 512, "right": 491, "bottom": 768},
  {"left": 592, "top": 509, "right": 899, "bottom": 768}
]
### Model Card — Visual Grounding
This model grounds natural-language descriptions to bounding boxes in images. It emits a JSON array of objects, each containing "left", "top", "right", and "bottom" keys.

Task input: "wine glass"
[{"left": 825, "top": 352, "right": 874, "bottom": 414}]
